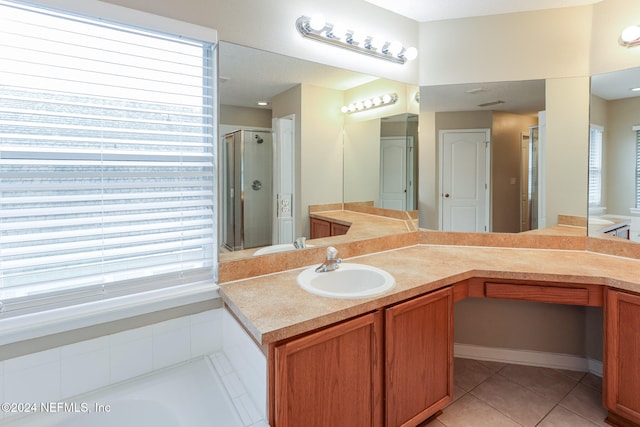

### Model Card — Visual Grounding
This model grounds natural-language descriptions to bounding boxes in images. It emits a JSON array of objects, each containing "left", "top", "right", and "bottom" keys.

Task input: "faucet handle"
[
  {"left": 326, "top": 246, "right": 338, "bottom": 260},
  {"left": 294, "top": 237, "right": 306, "bottom": 249}
]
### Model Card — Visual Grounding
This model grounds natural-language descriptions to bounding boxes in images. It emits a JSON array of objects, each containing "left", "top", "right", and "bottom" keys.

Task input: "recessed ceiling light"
[
  {"left": 477, "top": 100, "right": 505, "bottom": 107},
  {"left": 466, "top": 87, "right": 487, "bottom": 94},
  {"left": 257, "top": 101, "right": 269, "bottom": 106},
  {"left": 631, "top": 87, "right": 640, "bottom": 92}
]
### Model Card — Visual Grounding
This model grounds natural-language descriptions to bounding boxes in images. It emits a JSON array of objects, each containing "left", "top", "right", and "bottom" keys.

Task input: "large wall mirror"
[
  {"left": 218, "top": 41, "right": 418, "bottom": 262},
  {"left": 218, "top": 41, "right": 589, "bottom": 263},
  {"left": 421, "top": 80, "right": 549, "bottom": 233},
  {"left": 590, "top": 66, "right": 640, "bottom": 242}
]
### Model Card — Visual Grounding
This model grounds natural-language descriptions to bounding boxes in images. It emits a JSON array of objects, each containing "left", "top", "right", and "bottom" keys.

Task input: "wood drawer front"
[{"left": 485, "top": 282, "right": 590, "bottom": 306}]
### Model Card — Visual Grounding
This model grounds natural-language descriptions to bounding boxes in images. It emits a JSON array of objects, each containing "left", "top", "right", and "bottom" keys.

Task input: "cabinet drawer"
[{"left": 485, "top": 282, "right": 591, "bottom": 305}]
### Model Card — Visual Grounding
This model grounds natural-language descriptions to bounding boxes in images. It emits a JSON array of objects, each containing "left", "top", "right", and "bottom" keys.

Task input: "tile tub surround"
[
  {"left": 0, "top": 310, "right": 223, "bottom": 423},
  {"left": 219, "top": 243, "right": 640, "bottom": 346}
]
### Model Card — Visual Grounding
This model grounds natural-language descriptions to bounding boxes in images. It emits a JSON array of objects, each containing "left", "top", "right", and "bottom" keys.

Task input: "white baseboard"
[{"left": 454, "top": 343, "right": 603, "bottom": 377}]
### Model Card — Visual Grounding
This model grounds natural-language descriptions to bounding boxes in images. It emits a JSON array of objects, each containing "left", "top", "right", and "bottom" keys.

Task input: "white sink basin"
[
  {"left": 588, "top": 217, "right": 615, "bottom": 226},
  {"left": 297, "top": 263, "right": 395, "bottom": 299},
  {"left": 253, "top": 243, "right": 314, "bottom": 256}
]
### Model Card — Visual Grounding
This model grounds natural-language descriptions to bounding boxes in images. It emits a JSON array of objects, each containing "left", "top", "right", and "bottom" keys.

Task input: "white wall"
[
  {"left": 591, "top": 0, "right": 640, "bottom": 76},
  {"left": 344, "top": 119, "right": 381, "bottom": 204},
  {"left": 82, "top": 0, "right": 420, "bottom": 85},
  {"left": 418, "top": 6, "right": 593, "bottom": 86},
  {"left": 545, "top": 77, "right": 591, "bottom": 224},
  {"left": 300, "top": 85, "right": 345, "bottom": 236}
]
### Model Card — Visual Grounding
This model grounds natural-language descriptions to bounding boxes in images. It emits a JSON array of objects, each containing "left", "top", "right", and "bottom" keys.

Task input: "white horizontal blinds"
[
  {"left": 0, "top": 1, "right": 216, "bottom": 314},
  {"left": 588, "top": 126, "right": 603, "bottom": 207}
]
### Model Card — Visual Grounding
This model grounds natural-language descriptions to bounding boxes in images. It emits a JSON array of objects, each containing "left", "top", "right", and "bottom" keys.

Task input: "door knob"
[{"left": 444, "top": 193, "right": 450, "bottom": 198}]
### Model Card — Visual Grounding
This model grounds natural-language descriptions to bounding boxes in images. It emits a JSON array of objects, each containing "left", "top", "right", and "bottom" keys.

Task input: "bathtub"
[{"left": 3, "top": 355, "right": 266, "bottom": 427}]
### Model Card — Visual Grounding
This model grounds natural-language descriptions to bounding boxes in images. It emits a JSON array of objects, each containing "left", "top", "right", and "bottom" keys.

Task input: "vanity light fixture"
[
  {"left": 296, "top": 15, "right": 417, "bottom": 64},
  {"left": 341, "top": 93, "right": 398, "bottom": 113},
  {"left": 619, "top": 25, "right": 640, "bottom": 47}
]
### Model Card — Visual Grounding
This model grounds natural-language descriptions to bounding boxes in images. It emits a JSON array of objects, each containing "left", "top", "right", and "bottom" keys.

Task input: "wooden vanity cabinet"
[
  {"left": 604, "top": 288, "right": 640, "bottom": 426},
  {"left": 385, "top": 287, "right": 454, "bottom": 426},
  {"left": 310, "top": 217, "right": 350, "bottom": 239},
  {"left": 273, "top": 311, "right": 383, "bottom": 427},
  {"left": 271, "top": 287, "right": 454, "bottom": 427}
]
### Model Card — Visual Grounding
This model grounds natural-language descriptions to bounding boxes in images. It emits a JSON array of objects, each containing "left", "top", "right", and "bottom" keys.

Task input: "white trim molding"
[{"left": 454, "top": 343, "right": 603, "bottom": 377}]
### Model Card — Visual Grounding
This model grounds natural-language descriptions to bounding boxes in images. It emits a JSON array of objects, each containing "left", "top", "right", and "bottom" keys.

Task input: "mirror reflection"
[
  {"left": 589, "top": 66, "right": 640, "bottom": 242},
  {"left": 421, "top": 80, "right": 548, "bottom": 233},
  {"left": 218, "top": 41, "right": 417, "bottom": 261},
  {"left": 344, "top": 112, "right": 419, "bottom": 211}
]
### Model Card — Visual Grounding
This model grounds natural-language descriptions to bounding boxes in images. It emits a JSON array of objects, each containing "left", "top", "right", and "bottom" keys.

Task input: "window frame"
[
  {"left": 588, "top": 124, "right": 604, "bottom": 208},
  {"left": 0, "top": 0, "right": 219, "bottom": 345}
]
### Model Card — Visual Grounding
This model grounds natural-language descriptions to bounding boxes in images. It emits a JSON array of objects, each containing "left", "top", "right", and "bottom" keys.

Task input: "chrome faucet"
[
  {"left": 315, "top": 246, "right": 342, "bottom": 272},
  {"left": 293, "top": 237, "right": 307, "bottom": 249}
]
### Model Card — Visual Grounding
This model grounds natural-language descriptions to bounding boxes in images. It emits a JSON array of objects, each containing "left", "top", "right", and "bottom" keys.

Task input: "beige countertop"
[
  {"left": 309, "top": 210, "right": 415, "bottom": 240},
  {"left": 219, "top": 244, "right": 640, "bottom": 347},
  {"left": 219, "top": 209, "right": 415, "bottom": 262}
]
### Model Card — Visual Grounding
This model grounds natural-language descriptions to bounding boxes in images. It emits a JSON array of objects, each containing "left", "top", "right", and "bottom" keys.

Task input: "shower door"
[
  {"left": 222, "top": 130, "right": 273, "bottom": 251},
  {"left": 243, "top": 130, "right": 273, "bottom": 248}
]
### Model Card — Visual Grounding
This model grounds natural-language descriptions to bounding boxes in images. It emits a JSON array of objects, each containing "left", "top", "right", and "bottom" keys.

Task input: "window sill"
[{"left": 0, "top": 282, "right": 219, "bottom": 347}]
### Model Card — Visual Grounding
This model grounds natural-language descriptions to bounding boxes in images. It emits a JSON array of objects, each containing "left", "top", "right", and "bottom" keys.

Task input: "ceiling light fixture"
[
  {"left": 341, "top": 93, "right": 398, "bottom": 113},
  {"left": 620, "top": 25, "right": 640, "bottom": 47},
  {"left": 296, "top": 15, "right": 417, "bottom": 64}
]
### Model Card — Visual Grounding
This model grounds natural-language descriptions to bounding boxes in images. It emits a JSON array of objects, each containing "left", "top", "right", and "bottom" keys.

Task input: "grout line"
[{"left": 450, "top": 357, "right": 604, "bottom": 427}]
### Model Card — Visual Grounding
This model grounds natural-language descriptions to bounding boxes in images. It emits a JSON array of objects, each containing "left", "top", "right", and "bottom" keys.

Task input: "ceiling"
[
  {"left": 220, "top": 0, "right": 635, "bottom": 113},
  {"left": 591, "top": 67, "right": 640, "bottom": 101},
  {"left": 421, "top": 80, "right": 545, "bottom": 115},
  {"left": 363, "top": 0, "right": 602, "bottom": 22},
  {"left": 219, "top": 41, "right": 546, "bottom": 115},
  {"left": 219, "top": 42, "right": 378, "bottom": 109}
]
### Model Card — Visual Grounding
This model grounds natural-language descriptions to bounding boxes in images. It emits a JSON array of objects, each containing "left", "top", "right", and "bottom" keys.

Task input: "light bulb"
[
  {"left": 355, "top": 101, "right": 364, "bottom": 110},
  {"left": 382, "top": 94, "right": 392, "bottom": 104},
  {"left": 349, "top": 30, "right": 365, "bottom": 45},
  {"left": 387, "top": 40, "right": 403, "bottom": 55},
  {"left": 370, "top": 36, "right": 385, "bottom": 51},
  {"left": 621, "top": 25, "right": 640, "bottom": 43},
  {"left": 372, "top": 96, "right": 382, "bottom": 106},
  {"left": 348, "top": 104, "right": 356, "bottom": 112},
  {"left": 341, "top": 105, "right": 349, "bottom": 113},
  {"left": 403, "top": 46, "right": 418, "bottom": 61},
  {"left": 328, "top": 23, "right": 348, "bottom": 40},
  {"left": 309, "top": 15, "right": 326, "bottom": 32},
  {"left": 364, "top": 99, "right": 373, "bottom": 108}
]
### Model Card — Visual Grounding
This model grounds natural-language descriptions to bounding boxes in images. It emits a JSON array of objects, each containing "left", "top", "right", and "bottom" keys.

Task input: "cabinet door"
[
  {"left": 274, "top": 312, "right": 383, "bottom": 427},
  {"left": 604, "top": 289, "right": 640, "bottom": 425},
  {"left": 330, "top": 222, "right": 350, "bottom": 236},
  {"left": 310, "top": 218, "right": 331, "bottom": 239},
  {"left": 386, "top": 287, "right": 453, "bottom": 427}
]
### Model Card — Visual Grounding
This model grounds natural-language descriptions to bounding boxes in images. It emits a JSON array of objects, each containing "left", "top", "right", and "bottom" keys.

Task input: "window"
[
  {"left": 0, "top": 0, "right": 217, "bottom": 316},
  {"left": 588, "top": 125, "right": 603, "bottom": 208}
]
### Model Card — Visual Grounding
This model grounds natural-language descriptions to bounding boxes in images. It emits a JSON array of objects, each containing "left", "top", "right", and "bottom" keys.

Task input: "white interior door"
[
  {"left": 440, "top": 129, "right": 490, "bottom": 232},
  {"left": 379, "top": 137, "right": 407, "bottom": 210},
  {"left": 272, "top": 115, "right": 295, "bottom": 244}
]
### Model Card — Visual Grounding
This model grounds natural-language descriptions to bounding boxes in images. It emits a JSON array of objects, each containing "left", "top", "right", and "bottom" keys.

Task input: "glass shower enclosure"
[{"left": 222, "top": 129, "right": 273, "bottom": 251}]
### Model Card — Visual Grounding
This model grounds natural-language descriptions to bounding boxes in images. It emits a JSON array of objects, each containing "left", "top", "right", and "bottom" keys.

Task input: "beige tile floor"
[{"left": 425, "top": 358, "right": 608, "bottom": 427}]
